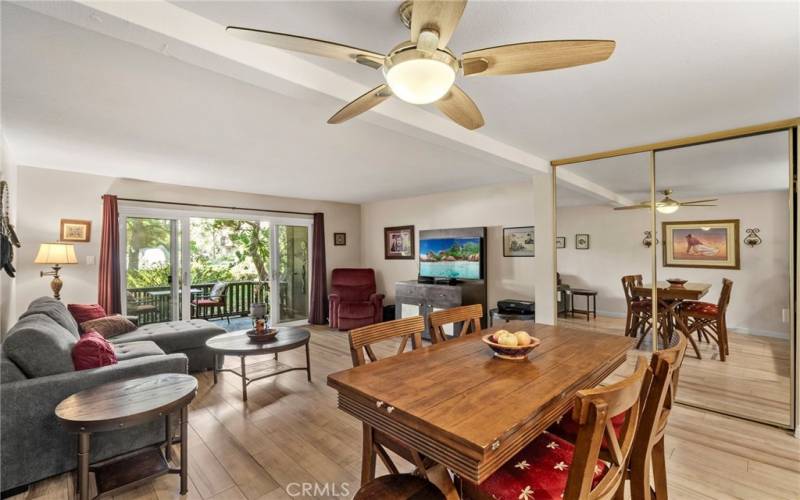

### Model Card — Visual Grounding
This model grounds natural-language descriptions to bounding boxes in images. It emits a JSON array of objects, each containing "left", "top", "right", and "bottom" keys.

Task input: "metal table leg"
[
  {"left": 305, "top": 342, "right": 312, "bottom": 382},
  {"left": 213, "top": 354, "right": 219, "bottom": 384},
  {"left": 77, "top": 432, "right": 90, "bottom": 500},
  {"left": 180, "top": 406, "right": 188, "bottom": 494},
  {"left": 241, "top": 356, "right": 248, "bottom": 401},
  {"left": 165, "top": 413, "right": 173, "bottom": 461}
]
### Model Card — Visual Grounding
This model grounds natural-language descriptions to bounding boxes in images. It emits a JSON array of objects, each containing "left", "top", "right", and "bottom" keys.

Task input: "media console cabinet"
[{"left": 394, "top": 280, "right": 487, "bottom": 340}]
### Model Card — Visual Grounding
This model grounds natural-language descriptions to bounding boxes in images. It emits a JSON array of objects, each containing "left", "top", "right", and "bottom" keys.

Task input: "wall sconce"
[
  {"left": 642, "top": 231, "right": 659, "bottom": 248},
  {"left": 744, "top": 228, "right": 762, "bottom": 247}
]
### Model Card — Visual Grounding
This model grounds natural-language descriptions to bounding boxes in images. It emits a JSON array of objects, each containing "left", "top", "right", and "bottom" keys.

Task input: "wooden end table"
[
  {"left": 55, "top": 373, "right": 197, "bottom": 500},
  {"left": 205, "top": 328, "right": 311, "bottom": 401}
]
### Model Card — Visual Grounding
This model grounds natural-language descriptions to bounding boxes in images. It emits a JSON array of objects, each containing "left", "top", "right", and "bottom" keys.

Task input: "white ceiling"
[
  {"left": 556, "top": 130, "right": 792, "bottom": 207},
  {"left": 2, "top": 1, "right": 798, "bottom": 204}
]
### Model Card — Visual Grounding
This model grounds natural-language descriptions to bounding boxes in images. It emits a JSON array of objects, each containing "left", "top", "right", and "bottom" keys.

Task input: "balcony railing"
[{"left": 127, "top": 281, "right": 268, "bottom": 325}]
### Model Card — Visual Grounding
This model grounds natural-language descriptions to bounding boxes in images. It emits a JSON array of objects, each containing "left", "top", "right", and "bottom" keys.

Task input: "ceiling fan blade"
[
  {"left": 328, "top": 85, "right": 392, "bottom": 124},
  {"left": 462, "top": 40, "right": 615, "bottom": 76},
  {"left": 434, "top": 85, "right": 484, "bottom": 130},
  {"left": 226, "top": 27, "right": 385, "bottom": 69},
  {"left": 410, "top": 0, "right": 467, "bottom": 49},
  {"left": 613, "top": 204, "right": 650, "bottom": 211},
  {"left": 680, "top": 198, "right": 719, "bottom": 205},
  {"left": 678, "top": 204, "right": 717, "bottom": 207}
]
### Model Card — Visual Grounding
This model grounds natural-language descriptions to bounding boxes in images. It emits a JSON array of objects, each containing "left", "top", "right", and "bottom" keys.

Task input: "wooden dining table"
[
  {"left": 327, "top": 320, "right": 634, "bottom": 485},
  {"left": 633, "top": 281, "right": 711, "bottom": 358}
]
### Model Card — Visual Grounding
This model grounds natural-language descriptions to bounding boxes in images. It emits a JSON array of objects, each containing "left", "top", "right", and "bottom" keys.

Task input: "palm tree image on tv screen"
[{"left": 419, "top": 237, "right": 481, "bottom": 280}]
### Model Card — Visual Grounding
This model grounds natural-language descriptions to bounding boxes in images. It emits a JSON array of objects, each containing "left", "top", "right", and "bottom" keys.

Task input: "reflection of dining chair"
[
  {"left": 191, "top": 282, "right": 230, "bottom": 323},
  {"left": 679, "top": 279, "right": 733, "bottom": 361},
  {"left": 464, "top": 357, "right": 649, "bottom": 500},
  {"left": 622, "top": 275, "right": 650, "bottom": 337},
  {"left": 348, "top": 316, "right": 435, "bottom": 486},
  {"left": 428, "top": 304, "right": 483, "bottom": 344}
]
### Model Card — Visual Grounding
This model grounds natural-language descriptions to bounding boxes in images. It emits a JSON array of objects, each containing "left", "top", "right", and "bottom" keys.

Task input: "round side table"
[{"left": 55, "top": 373, "right": 197, "bottom": 500}]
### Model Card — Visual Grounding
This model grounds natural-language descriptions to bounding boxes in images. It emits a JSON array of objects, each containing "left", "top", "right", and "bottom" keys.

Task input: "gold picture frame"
[
  {"left": 662, "top": 219, "right": 740, "bottom": 269},
  {"left": 59, "top": 219, "right": 91, "bottom": 243}
]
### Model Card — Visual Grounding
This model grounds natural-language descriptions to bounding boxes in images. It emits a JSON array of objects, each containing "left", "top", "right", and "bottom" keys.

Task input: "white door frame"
[{"left": 118, "top": 203, "right": 313, "bottom": 324}]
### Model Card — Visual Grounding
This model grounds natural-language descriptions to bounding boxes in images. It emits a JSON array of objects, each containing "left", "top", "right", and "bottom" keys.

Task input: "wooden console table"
[{"left": 394, "top": 280, "right": 487, "bottom": 340}]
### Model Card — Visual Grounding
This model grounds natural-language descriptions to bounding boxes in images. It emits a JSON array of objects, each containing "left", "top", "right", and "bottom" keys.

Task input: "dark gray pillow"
[
  {"left": 4, "top": 315, "right": 77, "bottom": 377},
  {"left": 19, "top": 296, "right": 80, "bottom": 339}
]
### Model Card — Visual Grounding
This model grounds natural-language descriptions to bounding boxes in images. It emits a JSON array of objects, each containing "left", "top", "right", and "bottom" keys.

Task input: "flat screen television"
[{"left": 419, "top": 237, "right": 482, "bottom": 280}]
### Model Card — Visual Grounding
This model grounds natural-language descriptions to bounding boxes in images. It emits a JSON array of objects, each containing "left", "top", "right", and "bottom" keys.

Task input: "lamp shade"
[{"left": 34, "top": 243, "right": 78, "bottom": 265}]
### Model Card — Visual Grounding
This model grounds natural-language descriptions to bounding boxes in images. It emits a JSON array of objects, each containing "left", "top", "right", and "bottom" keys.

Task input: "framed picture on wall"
[
  {"left": 384, "top": 225, "right": 415, "bottom": 259},
  {"left": 503, "top": 226, "right": 535, "bottom": 257},
  {"left": 556, "top": 236, "right": 566, "bottom": 249},
  {"left": 575, "top": 234, "right": 590, "bottom": 250},
  {"left": 333, "top": 232, "right": 347, "bottom": 246},
  {"left": 663, "top": 219, "right": 740, "bottom": 269},
  {"left": 59, "top": 219, "right": 91, "bottom": 242}
]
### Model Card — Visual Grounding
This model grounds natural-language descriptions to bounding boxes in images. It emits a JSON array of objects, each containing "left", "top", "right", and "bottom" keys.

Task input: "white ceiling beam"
[{"left": 556, "top": 169, "right": 636, "bottom": 206}]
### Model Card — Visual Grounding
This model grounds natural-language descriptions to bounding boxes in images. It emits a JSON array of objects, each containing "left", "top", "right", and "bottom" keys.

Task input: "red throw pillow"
[
  {"left": 68, "top": 304, "right": 107, "bottom": 329},
  {"left": 72, "top": 331, "right": 117, "bottom": 370}
]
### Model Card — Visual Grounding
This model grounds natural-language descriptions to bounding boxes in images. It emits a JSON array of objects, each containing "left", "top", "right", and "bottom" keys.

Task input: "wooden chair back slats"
[
  {"left": 621, "top": 275, "right": 644, "bottom": 305},
  {"left": 565, "top": 356, "right": 649, "bottom": 500},
  {"left": 428, "top": 304, "right": 483, "bottom": 344},
  {"left": 628, "top": 332, "right": 688, "bottom": 500},
  {"left": 718, "top": 278, "right": 733, "bottom": 315},
  {"left": 349, "top": 316, "right": 425, "bottom": 367}
]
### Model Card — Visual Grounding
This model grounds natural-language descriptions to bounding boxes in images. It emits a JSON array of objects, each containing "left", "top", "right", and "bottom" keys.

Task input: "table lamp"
[{"left": 34, "top": 243, "right": 78, "bottom": 300}]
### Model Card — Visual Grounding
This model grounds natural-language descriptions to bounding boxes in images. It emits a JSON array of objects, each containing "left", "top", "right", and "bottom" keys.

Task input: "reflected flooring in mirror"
[{"left": 559, "top": 315, "right": 791, "bottom": 426}]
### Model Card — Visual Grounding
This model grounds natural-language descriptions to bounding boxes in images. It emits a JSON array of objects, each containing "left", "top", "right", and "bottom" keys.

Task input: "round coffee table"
[
  {"left": 205, "top": 328, "right": 311, "bottom": 401},
  {"left": 55, "top": 373, "right": 197, "bottom": 500}
]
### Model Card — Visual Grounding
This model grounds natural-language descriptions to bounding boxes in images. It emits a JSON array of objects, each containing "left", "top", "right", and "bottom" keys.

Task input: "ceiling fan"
[
  {"left": 613, "top": 189, "right": 718, "bottom": 214},
  {"left": 226, "top": 0, "right": 615, "bottom": 130}
]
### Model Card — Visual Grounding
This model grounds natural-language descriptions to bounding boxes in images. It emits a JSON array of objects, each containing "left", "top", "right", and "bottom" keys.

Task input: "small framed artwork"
[
  {"left": 333, "top": 232, "right": 347, "bottom": 246},
  {"left": 663, "top": 219, "right": 740, "bottom": 269},
  {"left": 575, "top": 234, "right": 590, "bottom": 250},
  {"left": 384, "top": 225, "right": 415, "bottom": 259},
  {"left": 59, "top": 219, "right": 91, "bottom": 243},
  {"left": 556, "top": 236, "right": 566, "bottom": 249},
  {"left": 503, "top": 226, "right": 535, "bottom": 257}
]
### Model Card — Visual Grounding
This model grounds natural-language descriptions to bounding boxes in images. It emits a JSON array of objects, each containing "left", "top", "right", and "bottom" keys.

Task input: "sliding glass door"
[
  {"left": 275, "top": 224, "right": 309, "bottom": 323},
  {"left": 122, "top": 217, "right": 180, "bottom": 323},
  {"left": 119, "top": 209, "right": 311, "bottom": 326}
]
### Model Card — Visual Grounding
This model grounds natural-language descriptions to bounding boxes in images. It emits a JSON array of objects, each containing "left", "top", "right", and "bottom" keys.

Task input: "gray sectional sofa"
[{"left": 0, "top": 297, "right": 226, "bottom": 493}]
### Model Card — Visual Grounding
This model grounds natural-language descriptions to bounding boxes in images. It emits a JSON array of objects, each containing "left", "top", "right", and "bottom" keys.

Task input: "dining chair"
[
  {"left": 348, "top": 316, "right": 431, "bottom": 485},
  {"left": 428, "top": 303, "right": 483, "bottom": 344},
  {"left": 354, "top": 473, "right": 445, "bottom": 500},
  {"left": 679, "top": 279, "right": 733, "bottom": 361},
  {"left": 621, "top": 275, "right": 650, "bottom": 337},
  {"left": 629, "top": 331, "right": 688, "bottom": 500},
  {"left": 463, "top": 356, "right": 649, "bottom": 500}
]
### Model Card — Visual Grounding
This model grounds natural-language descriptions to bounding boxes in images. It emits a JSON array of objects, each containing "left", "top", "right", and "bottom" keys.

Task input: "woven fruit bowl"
[
  {"left": 246, "top": 328, "right": 278, "bottom": 343},
  {"left": 482, "top": 331, "right": 541, "bottom": 361}
]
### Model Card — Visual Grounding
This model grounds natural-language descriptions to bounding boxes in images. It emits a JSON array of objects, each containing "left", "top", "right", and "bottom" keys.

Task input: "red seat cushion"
[
  {"left": 67, "top": 303, "right": 107, "bottom": 327},
  {"left": 548, "top": 410, "right": 626, "bottom": 448},
  {"left": 631, "top": 299, "right": 651, "bottom": 311},
  {"left": 681, "top": 301, "right": 718, "bottom": 316},
  {"left": 478, "top": 432, "right": 608, "bottom": 500},
  {"left": 72, "top": 331, "right": 118, "bottom": 370},
  {"left": 338, "top": 301, "right": 376, "bottom": 319}
]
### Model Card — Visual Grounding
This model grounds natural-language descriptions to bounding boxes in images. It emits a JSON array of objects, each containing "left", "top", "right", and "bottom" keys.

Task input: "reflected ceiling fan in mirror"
[
  {"left": 613, "top": 189, "right": 718, "bottom": 214},
  {"left": 226, "top": 0, "right": 615, "bottom": 130}
]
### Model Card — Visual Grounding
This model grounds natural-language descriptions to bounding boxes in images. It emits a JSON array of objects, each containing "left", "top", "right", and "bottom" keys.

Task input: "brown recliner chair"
[{"left": 329, "top": 268, "right": 384, "bottom": 331}]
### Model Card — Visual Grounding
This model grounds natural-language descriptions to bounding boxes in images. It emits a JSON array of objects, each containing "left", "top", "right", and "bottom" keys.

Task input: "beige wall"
[
  {"left": 14, "top": 166, "right": 361, "bottom": 317},
  {"left": 361, "top": 181, "right": 537, "bottom": 309},
  {"left": 558, "top": 190, "right": 791, "bottom": 337},
  {"left": 0, "top": 136, "right": 19, "bottom": 338}
]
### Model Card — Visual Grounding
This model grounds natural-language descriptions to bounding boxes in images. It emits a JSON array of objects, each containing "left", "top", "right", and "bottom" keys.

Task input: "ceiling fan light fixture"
[
  {"left": 656, "top": 201, "right": 680, "bottom": 214},
  {"left": 383, "top": 46, "right": 458, "bottom": 104}
]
